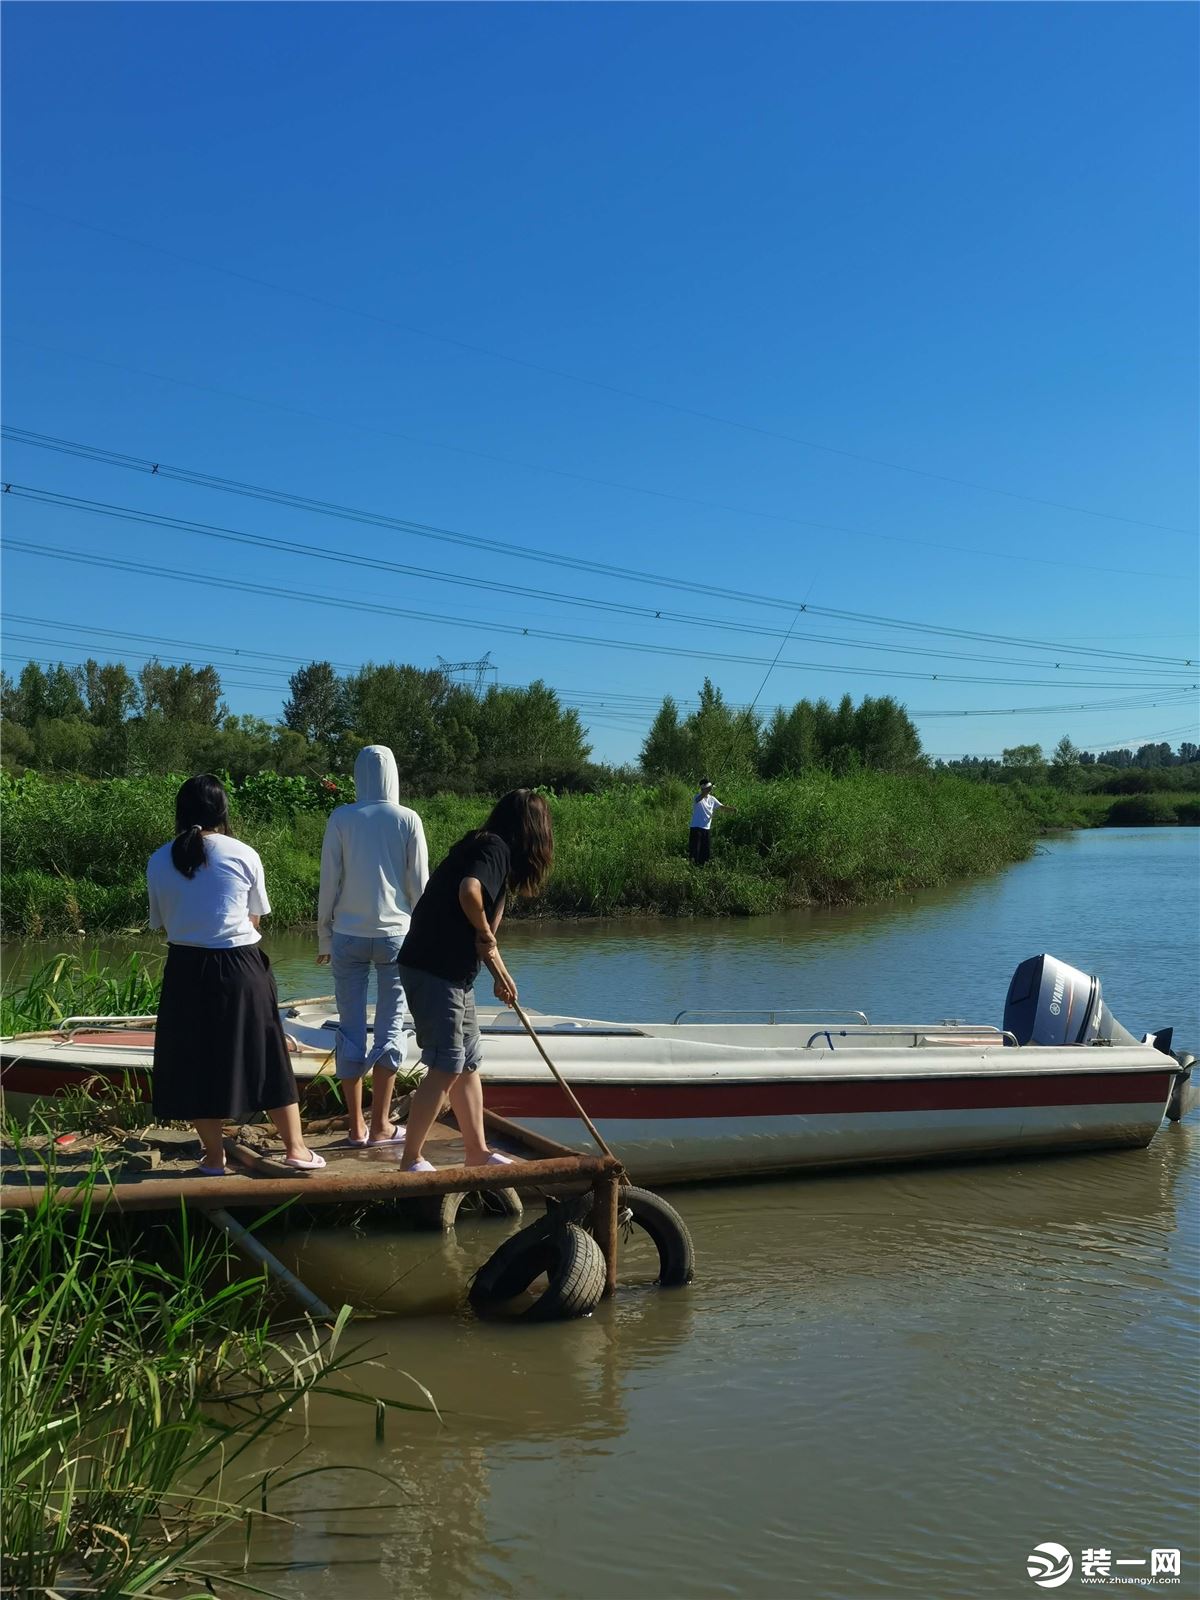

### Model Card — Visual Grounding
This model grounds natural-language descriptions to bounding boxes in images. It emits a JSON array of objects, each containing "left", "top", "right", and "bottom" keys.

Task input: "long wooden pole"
[{"left": 510, "top": 1002, "right": 628, "bottom": 1183}]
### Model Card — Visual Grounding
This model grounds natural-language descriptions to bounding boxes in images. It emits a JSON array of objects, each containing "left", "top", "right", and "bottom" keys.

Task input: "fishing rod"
[{"left": 711, "top": 575, "right": 819, "bottom": 779}]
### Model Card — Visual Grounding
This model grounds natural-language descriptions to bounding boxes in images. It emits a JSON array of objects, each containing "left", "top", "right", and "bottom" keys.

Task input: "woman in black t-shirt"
[{"left": 398, "top": 789, "right": 554, "bottom": 1172}]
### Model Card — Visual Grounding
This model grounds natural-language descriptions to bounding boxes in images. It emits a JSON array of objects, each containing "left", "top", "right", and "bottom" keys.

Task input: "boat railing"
[
  {"left": 672, "top": 1007, "right": 870, "bottom": 1026},
  {"left": 805, "top": 1025, "right": 1020, "bottom": 1049},
  {"left": 57, "top": 1015, "right": 157, "bottom": 1038}
]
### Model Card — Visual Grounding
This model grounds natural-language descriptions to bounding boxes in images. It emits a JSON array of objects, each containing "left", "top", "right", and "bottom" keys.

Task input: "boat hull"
[
  {"left": 1, "top": 1024, "right": 1177, "bottom": 1185},
  {"left": 483, "top": 1071, "right": 1172, "bottom": 1183}
]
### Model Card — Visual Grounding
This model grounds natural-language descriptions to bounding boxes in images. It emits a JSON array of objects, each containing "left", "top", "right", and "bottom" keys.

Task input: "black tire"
[
  {"left": 469, "top": 1219, "right": 606, "bottom": 1321},
  {"left": 568, "top": 1185, "right": 695, "bottom": 1287},
  {"left": 414, "top": 1186, "right": 524, "bottom": 1232}
]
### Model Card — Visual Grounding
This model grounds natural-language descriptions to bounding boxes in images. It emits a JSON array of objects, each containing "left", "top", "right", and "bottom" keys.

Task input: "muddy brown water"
[{"left": 7, "top": 828, "right": 1199, "bottom": 1597}]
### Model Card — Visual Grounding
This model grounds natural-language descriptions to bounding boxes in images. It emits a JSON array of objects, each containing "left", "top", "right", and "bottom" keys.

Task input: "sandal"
[
  {"left": 367, "top": 1125, "right": 407, "bottom": 1146},
  {"left": 402, "top": 1158, "right": 436, "bottom": 1174},
  {"left": 283, "top": 1150, "right": 327, "bottom": 1171},
  {"left": 484, "top": 1151, "right": 513, "bottom": 1166},
  {"left": 197, "top": 1164, "right": 230, "bottom": 1178}
]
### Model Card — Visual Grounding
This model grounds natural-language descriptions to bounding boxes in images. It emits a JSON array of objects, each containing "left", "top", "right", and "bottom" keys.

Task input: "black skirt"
[{"left": 153, "top": 944, "right": 298, "bottom": 1121}]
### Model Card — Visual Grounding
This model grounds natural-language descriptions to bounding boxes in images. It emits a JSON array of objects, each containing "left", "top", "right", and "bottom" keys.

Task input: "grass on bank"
[
  {"left": 0, "top": 950, "right": 162, "bottom": 1034},
  {"left": 1, "top": 770, "right": 1057, "bottom": 936},
  {"left": 0, "top": 1126, "right": 428, "bottom": 1597}
]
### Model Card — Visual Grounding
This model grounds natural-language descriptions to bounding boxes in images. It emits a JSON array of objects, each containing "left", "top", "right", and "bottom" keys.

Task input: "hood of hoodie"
[{"left": 353, "top": 745, "right": 400, "bottom": 805}]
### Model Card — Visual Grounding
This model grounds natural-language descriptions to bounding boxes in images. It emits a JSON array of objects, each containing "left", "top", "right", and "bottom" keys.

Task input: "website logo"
[{"left": 1028, "top": 1544, "right": 1075, "bottom": 1589}]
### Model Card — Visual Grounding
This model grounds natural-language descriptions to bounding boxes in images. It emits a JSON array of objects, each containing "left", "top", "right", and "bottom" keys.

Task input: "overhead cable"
[
  {"left": 3, "top": 335, "right": 1188, "bottom": 586},
  {"left": 3, "top": 428, "right": 1194, "bottom": 669},
  {"left": 8, "top": 535, "right": 1197, "bottom": 696},
  {"left": 6, "top": 484, "right": 1193, "bottom": 680}
]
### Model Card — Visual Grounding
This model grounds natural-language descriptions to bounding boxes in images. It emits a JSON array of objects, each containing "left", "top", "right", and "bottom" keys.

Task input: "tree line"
[
  {"left": 5, "top": 654, "right": 1194, "bottom": 796},
  {"left": 640, "top": 682, "right": 924, "bottom": 779},
  {"left": 938, "top": 737, "right": 1200, "bottom": 792},
  {"left": 0, "top": 658, "right": 593, "bottom": 792}
]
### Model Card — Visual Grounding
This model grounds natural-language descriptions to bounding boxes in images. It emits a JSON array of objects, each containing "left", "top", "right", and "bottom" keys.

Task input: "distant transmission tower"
[{"left": 437, "top": 651, "right": 497, "bottom": 696}]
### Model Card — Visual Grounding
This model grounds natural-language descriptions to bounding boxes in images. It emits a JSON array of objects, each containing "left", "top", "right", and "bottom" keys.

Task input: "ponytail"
[
  {"left": 170, "top": 774, "right": 231, "bottom": 878},
  {"left": 171, "top": 823, "right": 208, "bottom": 878}
]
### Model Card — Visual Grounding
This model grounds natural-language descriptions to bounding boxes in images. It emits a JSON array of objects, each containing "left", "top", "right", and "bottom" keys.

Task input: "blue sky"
[{"left": 3, "top": 2, "right": 1197, "bottom": 766}]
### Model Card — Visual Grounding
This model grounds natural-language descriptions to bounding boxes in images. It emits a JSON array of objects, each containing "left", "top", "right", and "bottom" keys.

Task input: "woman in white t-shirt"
[{"left": 147, "top": 774, "right": 324, "bottom": 1176}]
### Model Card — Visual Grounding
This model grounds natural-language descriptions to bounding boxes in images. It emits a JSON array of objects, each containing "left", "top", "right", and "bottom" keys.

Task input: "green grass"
[
  {"left": 0, "top": 1137, "right": 424, "bottom": 1595},
  {"left": 1, "top": 950, "right": 163, "bottom": 1034},
  {"left": 1, "top": 770, "right": 1050, "bottom": 934}
]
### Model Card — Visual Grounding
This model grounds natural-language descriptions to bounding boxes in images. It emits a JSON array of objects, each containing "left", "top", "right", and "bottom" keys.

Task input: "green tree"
[
  {"left": 1, "top": 719, "right": 35, "bottom": 772},
  {"left": 1134, "top": 742, "right": 1172, "bottom": 769},
  {"left": 1001, "top": 743, "right": 1047, "bottom": 784},
  {"left": 271, "top": 727, "right": 322, "bottom": 776},
  {"left": 82, "top": 660, "right": 139, "bottom": 728},
  {"left": 283, "top": 661, "right": 347, "bottom": 746},
  {"left": 474, "top": 682, "right": 591, "bottom": 791},
  {"left": 1049, "top": 735, "right": 1084, "bottom": 790},
  {"left": 686, "top": 679, "right": 758, "bottom": 780},
  {"left": 43, "top": 665, "right": 87, "bottom": 722},
  {"left": 0, "top": 673, "right": 22, "bottom": 724},
  {"left": 760, "top": 701, "right": 819, "bottom": 777},
  {"left": 640, "top": 697, "right": 692, "bottom": 779},
  {"left": 852, "top": 696, "right": 923, "bottom": 771},
  {"left": 343, "top": 664, "right": 478, "bottom": 793},
  {"left": 31, "top": 718, "right": 99, "bottom": 774},
  {"left": 138, "top": 662, "right": 224, "bottom": 725},
  {"left": 14, "top": 663, "right": 50, "bottom": 726}
]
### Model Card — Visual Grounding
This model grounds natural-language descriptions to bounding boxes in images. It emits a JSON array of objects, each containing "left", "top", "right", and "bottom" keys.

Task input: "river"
[{"left": 14, "top": 828, "right": 1200, "bottom": 1597}]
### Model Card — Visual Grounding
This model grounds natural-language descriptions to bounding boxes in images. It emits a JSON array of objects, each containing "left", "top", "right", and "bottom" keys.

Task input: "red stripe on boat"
[{"left": 485, "top": 1071, "right": 1172, "bottom": 1120}]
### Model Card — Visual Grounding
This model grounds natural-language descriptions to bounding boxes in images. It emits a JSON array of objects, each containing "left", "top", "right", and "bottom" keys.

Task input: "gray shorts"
[{"left": 398, "top": 964, "right": 483, "bottom": 1075}]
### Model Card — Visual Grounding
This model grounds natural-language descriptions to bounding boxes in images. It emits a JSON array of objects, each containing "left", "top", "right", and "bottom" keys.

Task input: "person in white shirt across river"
[
  {"left": 688, "top": 776, "right": 736, "bottom": 866},
  {"left": 316, "top": 745, "right": 429, "bottom": 1147},
  {"left": 148, "top": 773, "right": 324, "bottom": 1177}
]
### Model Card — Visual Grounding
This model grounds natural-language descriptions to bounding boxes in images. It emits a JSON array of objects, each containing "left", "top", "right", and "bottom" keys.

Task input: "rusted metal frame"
[
  {"left": 591, "top": 1169, "right": 621, "bottom": 1297},
  {"left": 205, "top": 1206, "right": 335, "bottom": 1323},
  {"left": 0, "top": 1153, "right": 620, "bottom": 1213}
]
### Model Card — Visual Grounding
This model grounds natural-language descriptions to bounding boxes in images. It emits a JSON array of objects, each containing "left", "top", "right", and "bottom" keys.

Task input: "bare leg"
[
  {"left": 194, "top": 1117, "right": 225, "bottom": 1169},
  {"left": 447, "top": 1072, "right": 491, "bottom": 1167},
  {"left": 266, "top": 1103, "right": 314, "bottom": 1163},
  {"left": 343, "top": 1076, "right": 367, "bottom": 1144},
  {"left": 399, "top": 1069, "right": 452, "bottom": 1168},
  {"left": 367, "top": 1064, "right": 399, "bottom": 1142}
]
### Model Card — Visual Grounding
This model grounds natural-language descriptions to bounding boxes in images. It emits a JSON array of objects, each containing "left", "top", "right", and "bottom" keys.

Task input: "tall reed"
[
  {"left": 1, "top": 951, "right": 162, "bottom": 1035},
  {"left": 0, "top": 1143, "right": 425, "bottom": 1593},
  {"left": 1, "top": 771, "right": 1049, "bottom": 934}
]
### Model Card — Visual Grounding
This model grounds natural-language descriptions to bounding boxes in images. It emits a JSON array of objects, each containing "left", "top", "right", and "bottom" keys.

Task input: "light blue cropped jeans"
[{"left": 330, "top": 932, "right": 407, "bottom": 1080}]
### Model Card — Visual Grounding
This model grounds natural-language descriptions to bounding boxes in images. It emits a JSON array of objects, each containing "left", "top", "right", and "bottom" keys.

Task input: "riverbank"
[
  {"left": 0, "top": 770, "right": 1064, "bottom": 936},
  {"left": 0, "top": 1100, "right": 407, "bottom": 1593}
]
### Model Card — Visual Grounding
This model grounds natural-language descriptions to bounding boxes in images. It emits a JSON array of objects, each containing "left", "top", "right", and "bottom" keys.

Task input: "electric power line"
[
  {"left": 7, "top": 536, "right": 1197, "bottom": 697},
  {"left": 4, "top": 335, "right": 1190, "bottom": 587},
  {"left": 5, "top": 483, "right": 1195, "bottom": 681},
  {"left": 3, "top": 429, "right": 1194, "bottom": 670}
]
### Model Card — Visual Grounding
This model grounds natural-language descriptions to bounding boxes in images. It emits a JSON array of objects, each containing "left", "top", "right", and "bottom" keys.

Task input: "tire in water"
[
  {"left": 570, "top": 1185, "right": 695, "bottom": 1287},
  {"left": 469, "top": 1219, "right": 606, "bottom": 1321},
  {"left": 414, "top": 1186, "right": 523, "bottom": 1232}
]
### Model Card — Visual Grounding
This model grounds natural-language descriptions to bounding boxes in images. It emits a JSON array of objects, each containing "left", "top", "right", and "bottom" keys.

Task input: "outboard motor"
[{"left": 1003, "top": 954, "right": 1168, "bottom": 1052}]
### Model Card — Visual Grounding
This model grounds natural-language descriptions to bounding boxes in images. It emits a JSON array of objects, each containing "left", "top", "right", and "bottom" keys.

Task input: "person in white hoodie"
[{"left": 317, "top": 746, "right": 429, "bottom": 1146}]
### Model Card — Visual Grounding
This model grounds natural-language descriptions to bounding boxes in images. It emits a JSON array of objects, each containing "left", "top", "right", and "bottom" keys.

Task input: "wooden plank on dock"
[{"left": 0, "top": 1152, "right": 622, "bottom": 1212}]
